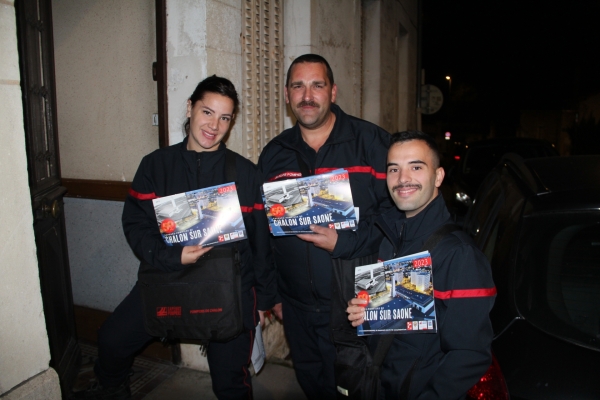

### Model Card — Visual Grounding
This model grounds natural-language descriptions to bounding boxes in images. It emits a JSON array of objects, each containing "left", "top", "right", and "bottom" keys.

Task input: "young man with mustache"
[
  {"left": 258, "top": 54, "right": 392, "bottom": 399},
  {"left": 347, "top": 131, "right": 496, "bottom": 399}
]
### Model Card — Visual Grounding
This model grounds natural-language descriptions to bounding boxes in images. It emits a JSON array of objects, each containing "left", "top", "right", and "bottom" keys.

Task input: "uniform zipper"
[
  {"left": 306, "top": 242, "right": 320, "bottom": 307},
  {"left": 296, "top": 149, "right": 322, "bottom": 309},
  {"left": 394, "top": 222, "right": 406, "bottom": 258},
  {"left": 196, "top": 153, "right": 202, "bottom": 188}
]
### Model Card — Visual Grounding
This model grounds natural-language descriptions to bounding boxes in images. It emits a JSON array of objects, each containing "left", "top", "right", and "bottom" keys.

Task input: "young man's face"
[
  {"left": 284, "top": 62, "right": 337, "bottom": 130},
  {"left": 386, "top": 140, "right": 445, "bottom": 218}
]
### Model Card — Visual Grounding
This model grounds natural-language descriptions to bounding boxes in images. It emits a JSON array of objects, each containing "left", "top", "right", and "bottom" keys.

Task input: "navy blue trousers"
[
  {"left": 94, "top": 283, "right": 256, "bottom": 399},
  {"left": 282, "top": 299, "right": 337, "bottom": 400}
]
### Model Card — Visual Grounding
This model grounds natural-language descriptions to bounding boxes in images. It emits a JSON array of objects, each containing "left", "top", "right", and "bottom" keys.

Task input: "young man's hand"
[{"left": 346, "top": 298, "right": 368, "bottom": 327}]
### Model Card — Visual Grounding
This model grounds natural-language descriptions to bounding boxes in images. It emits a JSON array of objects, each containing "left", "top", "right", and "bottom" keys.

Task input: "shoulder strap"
[
  {"left": 420, "top": 223, "right": 461, "bottom": 253},
  {"left": 372, "top": 334, "right": 394, "bottom": 366},
  {"left": 372, "top": 223, "right": 461, "bottom": 366},
  {"left": 225, "top": 149, "right": 237, "bottom": 183}
]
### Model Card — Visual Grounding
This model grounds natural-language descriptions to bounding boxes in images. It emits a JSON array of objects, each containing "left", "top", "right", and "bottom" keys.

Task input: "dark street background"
[{"left": 421, "top": 1, "right": 600, "bottom": 155}]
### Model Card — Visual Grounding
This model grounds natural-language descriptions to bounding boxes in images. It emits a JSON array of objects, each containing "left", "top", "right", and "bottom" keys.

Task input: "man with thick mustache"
[
  {"left": 346, "top": 131, "right": 496, "bottom": 399},
  {"left": 258, "top": 54, "right": 392, "bottom": 399}
]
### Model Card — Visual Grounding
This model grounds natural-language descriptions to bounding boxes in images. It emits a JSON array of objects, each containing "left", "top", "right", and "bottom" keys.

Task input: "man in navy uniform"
[{"left": 258, "top": 54, "right": 392, "bottom": 399}]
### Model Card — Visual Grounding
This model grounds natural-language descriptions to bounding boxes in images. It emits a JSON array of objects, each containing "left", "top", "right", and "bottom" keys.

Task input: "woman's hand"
[
  {"left": 346, "top": 297, "right": 368, "bottom": 327},
  {"left": 181, "top": 245, "right": 213, "bottom": 265}
]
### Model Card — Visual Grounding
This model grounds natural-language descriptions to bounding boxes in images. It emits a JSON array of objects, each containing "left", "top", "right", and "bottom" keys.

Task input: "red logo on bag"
[
  {"left": 156, "top": 307, "right": 181, "bottom": 317},
  {"left": 157, "top": 307, "right": 168, "bottom": 317},
  {"left": 190, "top": 308, "right": 223, "bottom": 314}
]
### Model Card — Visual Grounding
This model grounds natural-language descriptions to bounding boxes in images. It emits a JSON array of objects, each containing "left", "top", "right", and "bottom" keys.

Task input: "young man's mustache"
[{"left": 392, "top": 183, "right": 422, "bottom": 191}]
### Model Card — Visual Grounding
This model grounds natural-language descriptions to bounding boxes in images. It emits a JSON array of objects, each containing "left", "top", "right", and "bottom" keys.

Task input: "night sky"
[{"left": 421, "top": 1, "right": 600, "bottom": 141}]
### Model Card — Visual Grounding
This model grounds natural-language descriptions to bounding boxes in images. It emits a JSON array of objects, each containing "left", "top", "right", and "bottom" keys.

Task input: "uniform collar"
[
  {"left": 377, "top": 193, "right": 451, "bottom": 246},
  {"left": 179, "top": 136, "right": 227, "bottom": 171},
  {"left": 274, "top": 103, "right": 355, "bottom": 151}
]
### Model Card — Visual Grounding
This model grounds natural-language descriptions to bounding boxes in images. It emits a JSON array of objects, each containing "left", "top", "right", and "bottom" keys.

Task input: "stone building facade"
[{"left": 0, "top": 1, "right": 420, "bottom": 397}]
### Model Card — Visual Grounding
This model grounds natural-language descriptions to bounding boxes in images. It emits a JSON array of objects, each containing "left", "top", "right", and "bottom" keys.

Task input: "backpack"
[
  {"left": 138, "top": 150, "right": 244, "bottom": 342},
  {"left": 331, "top": 224, "right": 461, "bottom": 399}
]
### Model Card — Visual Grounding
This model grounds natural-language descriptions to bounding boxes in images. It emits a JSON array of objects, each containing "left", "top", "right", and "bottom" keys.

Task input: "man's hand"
[
  {"left": 181, "top": 245, "right": 213, "bottom": 265},
  {"left": 258, "top": 310, "right": 266, "bottom": 327},
  {"left": 272, "top": 302, "right": 283, "bottom": 320},
  {"left": 297, "top": 224, "right": 338, "bottom": 253},
  {"left": 347, "top": 297, "right": 368, "bottom": 327}
]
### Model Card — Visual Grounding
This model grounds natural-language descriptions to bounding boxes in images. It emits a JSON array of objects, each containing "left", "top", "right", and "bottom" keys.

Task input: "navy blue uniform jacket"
[
  {"left": 122, "top": 138, "right": 277, "bottom": 312},
  {"left": 258, "top": 103, "right": 392, "bottom": 312}
]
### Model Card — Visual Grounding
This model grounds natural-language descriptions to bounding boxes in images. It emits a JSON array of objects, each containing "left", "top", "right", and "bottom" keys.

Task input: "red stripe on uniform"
[
  {"left": 241, "top": 203, "right": 265, "bottom": 213},
  {"left": 434, "top": 287, "right": 497, "bottom": 299},
  {"left": 315, "top": 166, "right": 386, "bottom": 179},
  {"left": 129, "top": 188, "right": 158, "bottom": 200}
]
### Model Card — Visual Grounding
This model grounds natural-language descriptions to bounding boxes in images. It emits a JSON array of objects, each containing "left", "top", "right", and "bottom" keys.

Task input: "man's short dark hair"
[
  {"left": 286, "top": 54, "right": 335, "bottom": 87},
  {"left": 390, "top": 131, "right": 441, "bottom": 168}
]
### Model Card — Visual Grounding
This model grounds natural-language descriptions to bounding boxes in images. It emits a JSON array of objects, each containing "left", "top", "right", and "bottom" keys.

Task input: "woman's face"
[{"left": 186, "top": 92, "right": 234, "bottom": 152}]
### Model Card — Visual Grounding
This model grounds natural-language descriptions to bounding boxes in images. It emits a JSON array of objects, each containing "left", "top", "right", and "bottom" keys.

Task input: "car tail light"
[{"left": 466, "top": 354, "right": 509, "bottom": 400}]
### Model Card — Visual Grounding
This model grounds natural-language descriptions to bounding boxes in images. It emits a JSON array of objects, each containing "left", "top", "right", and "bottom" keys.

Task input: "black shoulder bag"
[
  {"left": 332, "top": 224, "right": 461, "bottom": 399},
  {"left": 138, "top": 150, "right": 244, "bottom": 342}
]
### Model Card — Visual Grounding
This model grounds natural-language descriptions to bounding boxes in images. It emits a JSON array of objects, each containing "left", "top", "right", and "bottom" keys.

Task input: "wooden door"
[{"left": 15, "top": 0, "right": 81, "bottom": 397}]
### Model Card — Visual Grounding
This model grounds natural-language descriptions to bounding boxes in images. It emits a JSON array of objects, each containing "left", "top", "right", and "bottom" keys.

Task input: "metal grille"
[{"left": 242, "top": 0, "right": 283, "bottom": 162}]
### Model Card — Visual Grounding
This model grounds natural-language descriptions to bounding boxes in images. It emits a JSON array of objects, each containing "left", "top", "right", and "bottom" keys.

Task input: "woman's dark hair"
[
  {"left": 184, "top": 75, "right": 239, "bottom": 135},
  {"left": 390, "top": 131, "right": 441, "bottom": 168}
]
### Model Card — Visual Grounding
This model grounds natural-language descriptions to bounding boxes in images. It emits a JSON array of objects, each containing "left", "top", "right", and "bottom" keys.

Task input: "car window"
[
  {"left": 511, "top": 143, "right": 557, "bottom": 158},
  {"left": 548, "top": 223, "right": 600, "bottom": 337},
  {"left": 477, "top": 173, "right": 526, "bottom": 334},
  {"left": 462, "top": 142, "right": 557, "bottom": 177},
  {"left": 465, "top": 172, "right": 504, "bottom": 244},
  {"left": 462, "top": 146, "right": 504, "bottom": 176},
  {"left": 516, "top": 214, "right": 600, "bottom": 351}
]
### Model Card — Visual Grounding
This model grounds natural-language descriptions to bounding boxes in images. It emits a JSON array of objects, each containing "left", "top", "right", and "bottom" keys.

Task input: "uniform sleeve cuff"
[{"left": 332, "top": 230, "right": 354, "bottom": 258}]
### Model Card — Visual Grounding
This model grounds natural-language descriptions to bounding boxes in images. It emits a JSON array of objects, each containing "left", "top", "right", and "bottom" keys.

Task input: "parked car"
[
  {"left": 463, "top": 153, "right": 600, "bottom": 399},
  {"left": 441, "top": 138, "right": 559, "bottom": 222}
]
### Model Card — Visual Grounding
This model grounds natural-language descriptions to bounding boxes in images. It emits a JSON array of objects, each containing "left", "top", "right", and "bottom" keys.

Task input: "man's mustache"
[
  {"left": 298, "top": 101, "right": 319, "bottom": 108},
  {"left": 392, "top": 183, "right": 422, "bottom": 191}
]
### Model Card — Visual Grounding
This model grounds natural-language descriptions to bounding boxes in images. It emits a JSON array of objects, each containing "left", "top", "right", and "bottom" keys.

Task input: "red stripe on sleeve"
[
  {"left": 434, "top": 287, "right": 497, "bottom": 299},
  {"left": 314, "top": 167, "right": 337, "bottom": 174},
  {"left": 129, "top": 188, "right": 158, "bottom": 200},
  {"left": 241, "top": 203, "right": 265, "bottom": 213},
  {"left": 314, "top": 166, "right": 386, "bottom": 180}
]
